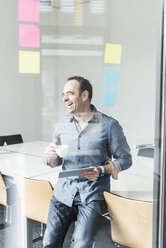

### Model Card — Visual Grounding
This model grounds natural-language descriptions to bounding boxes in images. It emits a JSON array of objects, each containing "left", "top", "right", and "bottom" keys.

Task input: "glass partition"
[
  {"left": 40, "top": 0, "right": 162, "bottom": 247},
  {"left": 0, "top": 0, "right": 166, "bottom": 247}
]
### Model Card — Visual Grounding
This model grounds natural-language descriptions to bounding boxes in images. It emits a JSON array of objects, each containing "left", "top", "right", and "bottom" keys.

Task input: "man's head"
[
  {"left": 67, "top": 76, "right": 93, "bottom": 102},
  {"left": 62, "top": 76, "right": 93, "bottom": 114}
]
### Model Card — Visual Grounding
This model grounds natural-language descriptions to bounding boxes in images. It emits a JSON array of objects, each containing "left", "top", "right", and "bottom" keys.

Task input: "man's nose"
[{"left": 63, "top": 94, "right": 69, "bottom": 101}]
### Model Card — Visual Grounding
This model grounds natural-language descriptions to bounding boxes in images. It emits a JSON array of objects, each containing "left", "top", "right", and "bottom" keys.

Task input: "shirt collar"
[{"left": 69, "top": 104, "right": 99, "bottom": 123}]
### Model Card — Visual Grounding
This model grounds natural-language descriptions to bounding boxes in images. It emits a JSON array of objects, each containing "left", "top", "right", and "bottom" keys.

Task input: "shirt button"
[
  {"left": 78, "top": 159, "right": 80, "bottom": 162},
  {"left": 78, "top": 147, "right": 80, "bottom": 150}
]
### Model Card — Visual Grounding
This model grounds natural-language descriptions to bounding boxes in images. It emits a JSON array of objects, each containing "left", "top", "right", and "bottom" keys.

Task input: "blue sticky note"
[
  {"left": 102, "top": 67, "right": 120, "bottom": 86},
  {"left": 101, "top": 88, "right": 118, "bottom": 106}
]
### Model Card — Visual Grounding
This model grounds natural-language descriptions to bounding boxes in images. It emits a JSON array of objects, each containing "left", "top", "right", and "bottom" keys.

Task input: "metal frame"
[
  {"left": 153, "top": 0, "right": 166, "bottom": 247},
  {"left": 159, "top": 0, "right": 166, "bottom": 243}
]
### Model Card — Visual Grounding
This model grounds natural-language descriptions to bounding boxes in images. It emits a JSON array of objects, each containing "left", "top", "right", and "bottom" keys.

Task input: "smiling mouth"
[{"left": 67, "top": 103, "right": 73, "bottom": 107}]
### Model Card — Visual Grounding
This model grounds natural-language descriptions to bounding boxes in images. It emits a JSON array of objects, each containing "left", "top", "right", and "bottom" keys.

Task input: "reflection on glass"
[
  {"left": 41, "top": 35, "right": 103, "bottom": 45},
  {"left": 75, "top": 0, "right": 83, "bottom": 26},
  {"left": 40, "top": 1, "right": 160, "bottom": 246},
  {"left": 90, "top": 0, "right": 105, "bottom": 14},
  {"left": 60, "top": 0, "right": 75, "bottom": 13}
]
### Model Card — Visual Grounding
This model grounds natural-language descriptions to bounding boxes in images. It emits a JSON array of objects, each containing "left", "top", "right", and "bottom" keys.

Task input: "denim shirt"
[{"left": 45, "top": 105, "right": 132, "bottom": 207}]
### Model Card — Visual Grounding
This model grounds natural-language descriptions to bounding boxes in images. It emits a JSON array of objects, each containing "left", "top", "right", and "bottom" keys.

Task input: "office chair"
[
  {"left": 0, "top": 134, "right": 23, "bottom": 229},
  {"left": 0, "top": 134, "right": 23, "bottom": 146},
  {"left": 103, "top": 191, "right": 153, "bottom": 248},
  {"left": 14, "top": 175, "right": 53, "bottom": 242}
]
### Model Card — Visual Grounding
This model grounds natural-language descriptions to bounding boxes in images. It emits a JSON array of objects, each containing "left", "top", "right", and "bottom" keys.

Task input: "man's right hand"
[{"left": 45, "top": 144, "right": 58, "bottom": 167}]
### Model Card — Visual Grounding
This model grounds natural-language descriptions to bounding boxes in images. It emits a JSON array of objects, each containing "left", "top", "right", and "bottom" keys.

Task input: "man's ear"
[{"left": 82, "top": 90, "right": 89, "bottom": 101}]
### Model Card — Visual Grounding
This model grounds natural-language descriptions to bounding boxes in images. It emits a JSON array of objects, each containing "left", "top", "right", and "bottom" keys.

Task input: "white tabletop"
[
  {"left": 111, "top": 190, "right": 154, "bottom": 202},
  {"left": 1, "top": 141, "right": 49, "bottom": 157},
  {"left": 0, "top": 141, "right": 64, "bottom": 179},
  {"left": 32, "top": 169, "right": 61, "bottom": 187},
  {"left": 0, "top": 141, "right": 154, "bottom": 202},
  {"left": 0, "top": 151, "right": 63, "bottom": 178}
]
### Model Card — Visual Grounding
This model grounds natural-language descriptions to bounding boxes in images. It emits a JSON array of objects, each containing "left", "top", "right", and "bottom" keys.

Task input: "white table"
[
  {"left": 0, "top": 152, "right": 63, "bottom": 179},
  {"left": 0, "top": 141, "right": 65, "bottom": 180},
  {"left": 0, "top": 141, "right": 155, "bottom": 199},
  {"left": 111, "top": 190, "right": 154, "bottom": 202},
  {"left": 1, "top": 140, "right": 49, "bottom": 157},
  {"left": 0, "top": 141, "right": 155, "bottom": 247},
  {"left": 32, "top": 170, "right": 60, "bottom": 187}
]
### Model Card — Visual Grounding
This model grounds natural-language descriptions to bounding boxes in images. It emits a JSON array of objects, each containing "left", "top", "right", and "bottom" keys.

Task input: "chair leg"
[
  {"left": 33, "top": 223, "right": 46, "bottom": 243},
  {"left": 0, "top": 206, "right": 12, "bottom": 230},
  {"left": 92, "top": 240, "right": 95, "bottom": 248},
  {"left": 5, "top": 206, "right": 12, "bottom": 223}
]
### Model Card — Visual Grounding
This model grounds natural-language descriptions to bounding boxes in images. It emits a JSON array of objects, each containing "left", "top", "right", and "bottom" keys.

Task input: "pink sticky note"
[
  {"left": 18, "top": 0, "right": 39, "bottom": 23},
  {"left": 19, "top": 24, "right": 40, "bottom": 48}
]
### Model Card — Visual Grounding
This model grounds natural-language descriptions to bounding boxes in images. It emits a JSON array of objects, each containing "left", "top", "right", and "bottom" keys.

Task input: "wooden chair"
[
  {"left": 0, "top": 172, "right": 7, "bottom": 206},
  {"left": 14, "top": 175, "right": 53, "bottom": 242},
  {"left": 104, "top": 191, "right": 153, "bottom": 248}
]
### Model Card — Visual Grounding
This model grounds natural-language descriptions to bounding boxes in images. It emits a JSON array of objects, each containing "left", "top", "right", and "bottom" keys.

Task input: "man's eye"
[
  {"left": 62, "top": 92, "right": 73, "bottom": 97},
  {"left": 66, "top": 92, "right": 73, "bottom": 96}
]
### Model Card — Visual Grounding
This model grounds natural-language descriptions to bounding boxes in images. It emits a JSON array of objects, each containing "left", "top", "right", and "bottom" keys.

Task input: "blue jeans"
[{"left": 43, "top": 192, "right": 107, "bottom": 248}]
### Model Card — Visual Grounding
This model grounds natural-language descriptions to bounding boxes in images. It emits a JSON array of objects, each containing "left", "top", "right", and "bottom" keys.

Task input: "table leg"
[{"left": 26, "top": 218, "right": 33, "bottom": 248}]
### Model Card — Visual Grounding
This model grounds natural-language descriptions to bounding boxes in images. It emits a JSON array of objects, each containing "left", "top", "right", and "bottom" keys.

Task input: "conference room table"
[
  {"left": 0, "top": 140, "right": 154, "bottom": 199},
  {"left": 0, "top": 141, "right": 61, "bottom": 185},
  {"left": 0, "top": 140, "right": 154, "bottom": 247}
]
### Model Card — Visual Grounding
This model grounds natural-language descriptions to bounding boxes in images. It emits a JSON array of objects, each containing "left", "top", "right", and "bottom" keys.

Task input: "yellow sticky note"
[
  {"left": 19, "top": 50, "right": 40, "bottom": 74},
  {"left": 76, "top": 0, "right": 83, "bottom": 26},
  {"left": 104, "top": 43, "right": 122, "bottom": 64}
]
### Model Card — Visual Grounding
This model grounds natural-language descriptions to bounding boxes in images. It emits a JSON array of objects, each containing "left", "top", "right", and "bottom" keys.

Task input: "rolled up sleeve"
[{"left": 108, "top": 119, "right": 132, "bottom": 171}]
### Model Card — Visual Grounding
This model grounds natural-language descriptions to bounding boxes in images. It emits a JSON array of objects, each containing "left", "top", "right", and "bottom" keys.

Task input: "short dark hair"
[{"left": 67, "top": 76, "right": 93, "bottom": 101}]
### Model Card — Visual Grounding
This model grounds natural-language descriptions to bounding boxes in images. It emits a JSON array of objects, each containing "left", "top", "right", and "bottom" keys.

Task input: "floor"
[{"left": 0, "top": 204, "right": 127, "bottom": 248}]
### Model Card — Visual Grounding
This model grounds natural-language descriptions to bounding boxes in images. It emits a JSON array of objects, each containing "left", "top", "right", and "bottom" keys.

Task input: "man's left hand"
[{"left": 80, "top": 168, "right": 100, "bottom": 181}]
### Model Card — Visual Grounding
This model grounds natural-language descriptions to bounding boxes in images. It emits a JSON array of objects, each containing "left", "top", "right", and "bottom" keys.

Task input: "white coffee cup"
[{"left": 55, "top": 145, "right": 69, "bottom": 158}]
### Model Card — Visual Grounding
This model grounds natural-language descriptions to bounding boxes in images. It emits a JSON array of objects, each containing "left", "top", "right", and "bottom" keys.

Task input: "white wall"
[{"left": 0, "top": 0, "right": 42, "bottom": 142}]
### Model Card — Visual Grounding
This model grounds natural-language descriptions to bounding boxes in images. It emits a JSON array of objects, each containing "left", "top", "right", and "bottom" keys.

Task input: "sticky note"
[
  {"left": 102, "top": 67, "right": 120, "bottom": 86},
  {"left": 76, "top": 0, "right": 83, "bottom": 26},
  {"left": 19, "top": 24, "right": 40, "bottom": 48},
  {"left": 19, "top": 50, "right": 40, "bottom": 74},
  {"left": 18, "top": 0, "right": 39, "bottom": 23},
  {"left": 104, "top": 43, "right": 122, "bottom": 64},
  {"left": 101, "top": 88, "right": 118, "bottom": 106}
]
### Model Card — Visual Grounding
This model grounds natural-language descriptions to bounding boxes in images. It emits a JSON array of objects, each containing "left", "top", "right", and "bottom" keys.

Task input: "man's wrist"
[
  {"left": 97, "top": 166, "right": 105, "bottom": 177},
  {"left": 103, "top": 163, "right": 112, "bottom": 176},
  {"left": 105, "top": 160, "right": 121, "bottom": 179}
]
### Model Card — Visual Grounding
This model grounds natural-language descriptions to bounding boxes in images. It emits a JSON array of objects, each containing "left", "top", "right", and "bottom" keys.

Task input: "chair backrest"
[
  {"left": 104, "top": 191, "right": 153, "bottom": 248},
  {"left": 0, "top": 134, "right": 23, "bottom": 146},
  {"left": 14, "top": 175, "right": 53, "bottom": 224},
  {"left": 0, "top": 172, "right": 7, "bottom": 206}
]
